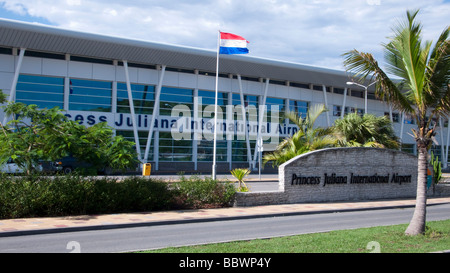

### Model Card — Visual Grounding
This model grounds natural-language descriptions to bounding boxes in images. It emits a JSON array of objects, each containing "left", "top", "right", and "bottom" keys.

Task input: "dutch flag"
[{"left": 219, "top": 32, "right": 249, "bottom": 55}]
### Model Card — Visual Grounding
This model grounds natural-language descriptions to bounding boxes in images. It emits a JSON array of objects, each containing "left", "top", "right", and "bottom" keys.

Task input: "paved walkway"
[{"left": 1, "top": 196, "right": 449, "bottom": 237}]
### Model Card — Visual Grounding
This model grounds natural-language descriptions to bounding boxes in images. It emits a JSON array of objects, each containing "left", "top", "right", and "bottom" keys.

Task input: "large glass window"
[
  {"left": 232, "top": 93, "right": 258, "bottom": 122},
  {"left": 16, "top": 74, "right": 64, "bottom": 109},
  {"left": 196, "top": 90, "right": 228, "bottom": 162},
  {"left": 265, "top": 97, "right": 285, "bottom": 123},
  {"left": 333, "top": 105, "right": 364, "bottom": 117},
  {"left": 404, "top": 114, "right": 416, "bottom": 124},
  {"left": 232, "top": 139, "right": 255, "bottom": 162},
  {"left": 333, "top": 105, "right": 343, "bottom": 117},
  {"left": 197, "top": 133, "right": 228, "bottom": 162},
  {"left": 349, "top": 107, "right": 365, "bottom": 116},
  {"left": 117, "top": 83, "right": 155, "bottom": 114},
  {"left": 231, "top": 94, "right": 258, "bottom": 162},
  {"left": 159, "top": 87, "right": 193, "bottom": 117},
  {"left": 159, "top": 132, "right": 192, "bottom": 162},
  {"left": 384, "top": 112, "right": 400, "bottom": 123},
  {"left": 401, "top": 144, "right": 415, "bottom": 155},
  {"left": 69, "top": 79, "right": 112, "bottom": 112},
  {"left": 198, "top": 90, "right": 228, "bottom": 118},
  {"left": 430, "top": 145, "right": 442, "bottom": 162},
  {"left": 288, "top": 100, "right": 309, "bottom": 123}
]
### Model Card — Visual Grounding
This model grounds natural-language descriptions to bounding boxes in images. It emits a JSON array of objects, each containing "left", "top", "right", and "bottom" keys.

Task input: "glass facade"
[
  {"left": 198, "top": 133, "right": 228, "bottom": 162},
  {"left": 15, "top": 69, "right": 408, "bottom": 170},
  {"left": 232, "top": 139, "right": 256, "bottom": 162},
  {"left": 117, "top": 83, "right": 155, "bottom": 114},
  {"left": 16, "top": 75, "right": 64, "bottom": 109},
  {"left": 231, "top": 94, "right": 259, "bottom": 162},
  {"left": 196, "top": 90, "right": 228, "bottom": 162},
  {"left": 13, "top": 74, "right": 306, "bottom": 166},
  {"left": 333, "top": 105, "right": 364, "bottom": 117},
  {"left": 265, "top": 97, "right": 285, "bottom": 123},
  {"left": 160, "top": 87, "right": 193, "bottom": 117},
  {"left": 232, "top": 93, "right": 258, "bottom": 122},
  {"left": 159, "top": 132, "right": 192, "bottom": 162},
  {"left": 69, "top": 79, "right": 112, "bottom": 112},
  {"left": 288, "top": 100, "right": 309, "bottom": 123},
  {"left": 198, "top": 90, "right": 228, "bottom": 117}
]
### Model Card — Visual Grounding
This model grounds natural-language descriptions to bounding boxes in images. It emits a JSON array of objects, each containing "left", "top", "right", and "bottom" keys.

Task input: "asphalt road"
[{"left": 0, "top": 203, "right": 449, "bottom": 253}]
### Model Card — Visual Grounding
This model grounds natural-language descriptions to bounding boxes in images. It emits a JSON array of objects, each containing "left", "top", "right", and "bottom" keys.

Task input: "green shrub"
[
  {"left": 0, "top": 173, "right": 236, "bottom": 219},
  {"left": 0, "top": 174, "right": 175, "bottom": 219},
  {"left": 172, "top": 175, "right": 236, "bottom": 209}
]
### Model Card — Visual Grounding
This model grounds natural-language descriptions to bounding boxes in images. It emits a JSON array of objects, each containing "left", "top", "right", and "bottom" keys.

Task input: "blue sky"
[{"left": 0, "top": 0, "right": 448, "bottom": 70}]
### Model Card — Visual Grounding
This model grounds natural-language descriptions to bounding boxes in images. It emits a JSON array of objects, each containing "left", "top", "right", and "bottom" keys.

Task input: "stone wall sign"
[{"left": 234, "top": 148, "right": 418, "bottom": 206}]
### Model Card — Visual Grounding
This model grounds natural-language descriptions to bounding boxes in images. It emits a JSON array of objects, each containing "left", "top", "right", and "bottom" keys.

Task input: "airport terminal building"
[{"left": 0, "top": 19, "right": 449, "bottom": 174}]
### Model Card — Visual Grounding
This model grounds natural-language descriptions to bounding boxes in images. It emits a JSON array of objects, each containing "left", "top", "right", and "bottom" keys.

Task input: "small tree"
[
  {"left": 263, "top": 104, "right": 335, "bottom": 167},
  {"left": 230, "top": 168, "right": 250, "bottom": 192},
  {"left": 343, "top": 10, "right": 450, "bottom": 235},
  {"left": 0, "top": 99, "right": 138, "bottom": 175},
  {"left": 332, "top": 113, "right": 400, "bottom": 149}
]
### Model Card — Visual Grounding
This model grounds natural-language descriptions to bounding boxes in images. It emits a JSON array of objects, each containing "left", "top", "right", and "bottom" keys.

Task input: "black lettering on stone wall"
[
  {"left": 291, "top": 174, "right": 321, "bottom": 185},
  {"left": 323, "top": 173, "right": 347, "bottom": 187},
  {"left": 290, "top": 172, "right": 413, "bottom": 186},
  {"left": 391, "top": 173, "right": 412, "bottom": 184}
]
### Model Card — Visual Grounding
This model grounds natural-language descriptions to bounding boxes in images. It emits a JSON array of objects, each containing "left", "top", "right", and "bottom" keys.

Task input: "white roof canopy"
[{"left": 0, "top": 18, "right": 358, "bottom": 87}]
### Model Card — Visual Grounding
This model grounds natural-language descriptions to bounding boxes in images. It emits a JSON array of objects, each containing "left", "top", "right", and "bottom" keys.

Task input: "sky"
[{"left": 0, "top": 0, "right": 449, "bottom": 71}]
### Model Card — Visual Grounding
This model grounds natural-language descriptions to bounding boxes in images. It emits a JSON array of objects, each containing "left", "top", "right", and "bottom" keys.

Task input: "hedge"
[{"left": 0, "top": 174, "right": 237, "bottom": 219}]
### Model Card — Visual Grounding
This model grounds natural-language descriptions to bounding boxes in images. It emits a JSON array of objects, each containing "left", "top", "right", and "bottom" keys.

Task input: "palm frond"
[
  {"left": 342, "top": 49, "right": 413, "bottom": 114},
  {"left": 427, "top": 26, "right": 450, "bottom": 118}
]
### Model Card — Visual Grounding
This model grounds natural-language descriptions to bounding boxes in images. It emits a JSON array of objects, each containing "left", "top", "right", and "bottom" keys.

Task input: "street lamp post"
[{"left": 346, "top": 81, "right": 377, "bottom": 114}]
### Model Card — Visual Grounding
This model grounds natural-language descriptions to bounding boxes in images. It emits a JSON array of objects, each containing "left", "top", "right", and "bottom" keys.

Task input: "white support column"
[
  {"left": 227, "top": 90, "right": 233, "bottom": 171},
  {"left": 341, "top": 88, "right": 347, "bottom": 118},
  {"left": 112, "top": 81, "right": 117, "bottom": 114},
  {"left": 252, "top": 78, "right": 269, "bottom": 169},
  {"left": 237, "top": 75, "right": 252, "bottom": 168},
  {"left": 64, "top": 54, "right": 70, "bottom": 111},
  {"left": 400, "top": 112, "right": 405, "bottom": 147},
  {"left": 144, "top": 65, "right": 166, "bottom": 163},
  {"left": 193, "top": 88, "right": 199, "bottom": 171},
  {"left": 285, "top": 98, "right": 290, "bottom": 125},
  {"left": 154, "top": 131, "right": 159, "bottom": 171},
  {"left": 3, "top": 48, "right": 25, "bottom": 125},
  {"left": 123, "top": 60, "right": 142, "bottom": 162},
  {"left": 389, "top": 105, "right": 393, "bottom": 122},
  {"left": 322, "top": 85, "right": 330, "bottom": 127},
  {"left": 64, "top": 77, "right": 70, "bottom": 111},
  {"left": 112, "top": 60, "right": 118, "bottom": 115}
]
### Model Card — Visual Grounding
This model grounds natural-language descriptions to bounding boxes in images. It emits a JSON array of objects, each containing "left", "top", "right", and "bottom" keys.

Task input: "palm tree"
[
  {"left": 342, "top": 10, "right": 449, "bottom": 235},
  {"left": 263, "top": 104, "right": 336, "bottom": 167},
  {"left": 333, "top": 113, "right": 400, "bottom": 149},
  {"left": 230, "top": 168, "right": 250, "bottom": 191}
]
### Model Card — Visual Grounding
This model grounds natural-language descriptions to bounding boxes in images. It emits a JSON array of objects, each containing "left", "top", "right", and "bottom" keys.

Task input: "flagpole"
[{"left": 212, "top": 30, "right": 220, "bottom": 180}]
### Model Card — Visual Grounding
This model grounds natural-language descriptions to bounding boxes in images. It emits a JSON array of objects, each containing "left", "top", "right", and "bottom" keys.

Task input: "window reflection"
[
  {"left": 16, "top": 74, "right": 64, "bottom": 109},
  {"left": 69, "top": 79, "right": 112, "bottom": 112}
]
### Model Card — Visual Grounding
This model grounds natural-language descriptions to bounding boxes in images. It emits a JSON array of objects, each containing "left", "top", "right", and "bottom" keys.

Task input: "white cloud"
[{"left": 0, "top": 0, "right": 448, "bottom": 71}]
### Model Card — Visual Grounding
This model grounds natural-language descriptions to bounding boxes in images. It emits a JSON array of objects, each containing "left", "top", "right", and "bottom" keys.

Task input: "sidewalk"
[{"left": 1, "top": 196, "right": 449, "bottom": 238}]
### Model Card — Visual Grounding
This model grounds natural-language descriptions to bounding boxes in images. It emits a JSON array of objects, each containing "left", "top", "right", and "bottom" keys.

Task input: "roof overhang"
[{"left": 0, "top": 18, "right": 359, "bottom": 87}]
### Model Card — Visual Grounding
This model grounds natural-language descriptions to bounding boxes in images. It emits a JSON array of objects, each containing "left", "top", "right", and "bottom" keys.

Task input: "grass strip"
[{"left": 141, "top": 219, "right": 450, "bottom": 253}]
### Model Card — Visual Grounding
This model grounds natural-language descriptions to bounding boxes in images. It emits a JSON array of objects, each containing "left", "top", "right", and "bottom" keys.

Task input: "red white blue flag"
[{"left": 219, "top": 32, "right": 249, "bottom": 55}]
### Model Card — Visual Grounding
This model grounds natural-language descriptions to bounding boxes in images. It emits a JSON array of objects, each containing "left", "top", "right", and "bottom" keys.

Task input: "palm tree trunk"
[{"left": 405, "top": 144, "right": 428, "bottom": 235}]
